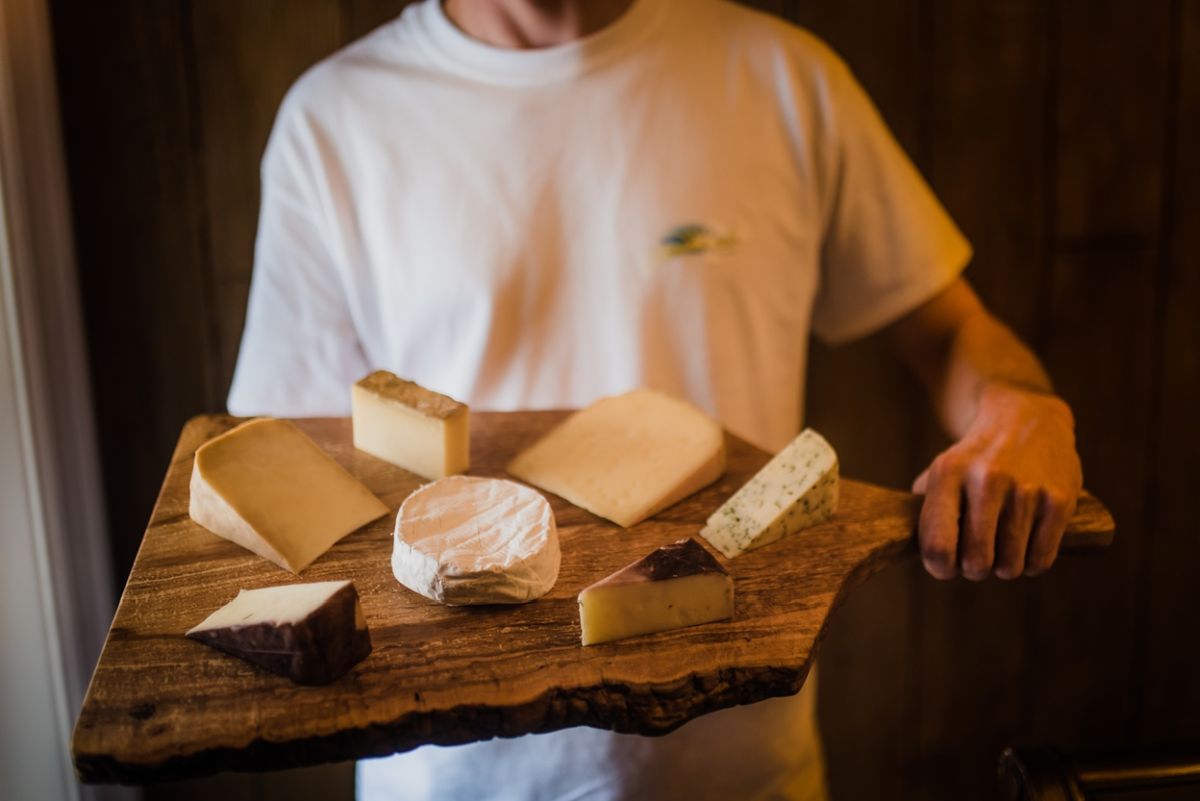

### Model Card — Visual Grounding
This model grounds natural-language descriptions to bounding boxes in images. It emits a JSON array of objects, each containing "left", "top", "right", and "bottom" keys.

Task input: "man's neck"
[{"left": 442, "top": 0, "right": 636, "bottom": 49}]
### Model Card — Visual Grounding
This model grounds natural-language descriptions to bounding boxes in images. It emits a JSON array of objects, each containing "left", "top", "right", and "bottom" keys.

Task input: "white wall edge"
[{"left": 0, "top": 0, "right": 132, "bottom": 798}]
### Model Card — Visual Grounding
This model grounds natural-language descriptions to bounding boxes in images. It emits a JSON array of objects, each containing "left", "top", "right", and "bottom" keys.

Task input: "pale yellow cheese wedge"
[
  {"left": 189, "top": 418, "right": 388, "bottom": 573},
  {"left": 507, "top": 389, "right": 725, "bottom": 527},
  {"left": 351, "top": 370, "right": 469, "bottom": 480},
  {"left": 579, "top": 538, "right": 734, "bottom": 645}
]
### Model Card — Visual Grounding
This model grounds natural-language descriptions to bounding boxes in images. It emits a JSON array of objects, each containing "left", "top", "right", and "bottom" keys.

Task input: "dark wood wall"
[{"left": 50, "top": 0, "right": 1199, "bottom": 799}]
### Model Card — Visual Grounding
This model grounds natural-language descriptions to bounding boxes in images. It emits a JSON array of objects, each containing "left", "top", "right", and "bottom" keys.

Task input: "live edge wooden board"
[{"left": 72, "top": 412, "right": 1115, "bottom": 784}]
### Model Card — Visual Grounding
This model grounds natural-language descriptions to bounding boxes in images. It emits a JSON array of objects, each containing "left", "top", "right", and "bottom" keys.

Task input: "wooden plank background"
[{"left": 47, "top": 0, "right": 1199, "bottom": 798}]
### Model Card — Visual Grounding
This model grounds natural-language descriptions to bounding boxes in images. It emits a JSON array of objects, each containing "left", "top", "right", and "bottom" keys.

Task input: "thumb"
[{"left": 912, "top": 466, "right": 931, "bottom": 494}]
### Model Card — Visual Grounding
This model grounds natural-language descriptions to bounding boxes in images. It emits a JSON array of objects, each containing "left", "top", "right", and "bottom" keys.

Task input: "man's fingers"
[
  {"left": 1026, "top": 489, "right": 1076, "bottom": 575},
  {"left": 912, "top": 467, "right": 931, "bottom": 495},
  {"left": 960, "top": 467, "right": 1009, "bottom": 581},
  {"left": 994, "top": 485, "right": 1039, "bottom": 579},
  {"left": 917, "top": 458, "right": 963, "bottom": 580}
]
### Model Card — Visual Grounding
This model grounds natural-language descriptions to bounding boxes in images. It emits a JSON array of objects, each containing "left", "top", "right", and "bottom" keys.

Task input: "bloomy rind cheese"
[
  {"left": 578, "top": 538, "right": 734, "bottom": 645},
  {"left": 189, "top": 418, "right": 389, "bottom": 573},
  {"left": 700, "top": 428, "right": 839, "bottom": 558},
  {"left": 392, "top": 476, "right": 560, "bottom": 605},
  {"left": 507, "top": 389, "right": 726, "bottom": 528},
  {"left": 186, "top": 580, "right": 371, "bottom": 685},
  {"left": 351, "top": 370, "right": 469, "bottom": 480}
]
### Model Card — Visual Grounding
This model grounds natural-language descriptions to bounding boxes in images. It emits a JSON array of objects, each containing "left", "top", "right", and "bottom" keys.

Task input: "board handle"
[{"left": 1059, "top": 490, "right": 1115, "bottom": 551}]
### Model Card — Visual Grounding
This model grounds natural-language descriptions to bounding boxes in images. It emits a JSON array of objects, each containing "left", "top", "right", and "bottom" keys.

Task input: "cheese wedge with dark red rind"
[
  {"left": 186, "top": 580, "right": 371, "bottom": 685},
  {"left": 578, "top": 538, "right": 734, "bottom": 645}
]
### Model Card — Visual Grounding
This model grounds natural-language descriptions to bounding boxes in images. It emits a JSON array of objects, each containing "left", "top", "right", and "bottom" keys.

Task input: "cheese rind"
[
  {"left": 189, "top": 418, "right": 388, "bottom": 573},
  {"left": 186, "top": 580, "right": 371, "bottom": 685},
  {"left": 392, "top": 476, "right": 560, "bottom": 605},
  {"left": 700, "top": 428, "right": 838, "bottom": 558},
  {"left": 507, "top": 389, "right": 725, "bottom": 528},
  {"left": 351, "top": 370, "right": 469, "bottom": 480},
  {"left": 578, "top": 538, "right": 733, "bottom": 645}
]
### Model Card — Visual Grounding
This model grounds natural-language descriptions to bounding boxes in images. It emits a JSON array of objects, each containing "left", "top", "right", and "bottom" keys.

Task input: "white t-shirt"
[{"left": 227, "top": 0, "right": 970, "bottom": 798}]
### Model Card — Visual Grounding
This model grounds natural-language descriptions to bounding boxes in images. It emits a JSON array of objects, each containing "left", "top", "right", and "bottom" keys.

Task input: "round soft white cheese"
[{"left": 392, "top": 476, "right": 560, "bottom": 605}]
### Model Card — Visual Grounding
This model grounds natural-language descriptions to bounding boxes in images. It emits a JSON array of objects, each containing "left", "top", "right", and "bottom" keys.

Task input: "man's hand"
[
  {"left": 912, "top": 384, "right": 1082, "bottom": 580},
  {"left": 881, "top": 278, "right": 1084, "bottom": 580}
]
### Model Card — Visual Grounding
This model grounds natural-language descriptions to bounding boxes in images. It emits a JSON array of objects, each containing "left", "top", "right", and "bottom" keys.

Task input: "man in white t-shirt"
[{"left": 226, "top": 1, "right": 1083, "bottom": 799}]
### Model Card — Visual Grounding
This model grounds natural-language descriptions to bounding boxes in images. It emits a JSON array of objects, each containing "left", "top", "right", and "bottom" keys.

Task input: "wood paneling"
[
  {"left": 189, "top": 0, "right": 347, "bottom": 391},
  {"left": 1053, "top": 1, "right": 1170, "bottom": 246},
  {"left": 47, "top": 0, "right": 1199, "bottom": 799},
  {"left": 1141, "top": 0, "right": 1200, "bottom": 743},
  {"left": 343, "top": 0, "right": 411, "bottom": 41},
  {"left": 49, "top": 0, "right": 219, "bottom": 579},
  {"left": 1027, "top": 0, "right": 1172, "bottom": 750}
]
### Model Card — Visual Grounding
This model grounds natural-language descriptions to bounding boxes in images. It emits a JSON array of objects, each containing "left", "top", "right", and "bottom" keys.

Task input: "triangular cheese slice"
[
  {"left": 578, "top": 538, "right": 733, "bottom": 645},
  {"left": 507, "top": 390, "right": 726, "bottom": 528},
  {"left": 186, "top": 580, "right": 371, "bottom": 685},
  {"left": 189, "top": 418, "right": 389, "bottom": 573},
  {"left": 700, "top": 428, "right": 838, "bottom": 558}
]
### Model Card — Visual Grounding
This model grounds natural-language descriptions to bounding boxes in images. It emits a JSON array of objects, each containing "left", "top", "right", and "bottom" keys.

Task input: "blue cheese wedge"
[{"left": 700, "top": 428, "right": 838, "bottom": 558}]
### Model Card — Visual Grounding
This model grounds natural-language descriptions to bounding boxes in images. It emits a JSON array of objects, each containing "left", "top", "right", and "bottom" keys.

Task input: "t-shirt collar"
[{"left": 415, "top": 0, "right": 666, "bottom": 85}]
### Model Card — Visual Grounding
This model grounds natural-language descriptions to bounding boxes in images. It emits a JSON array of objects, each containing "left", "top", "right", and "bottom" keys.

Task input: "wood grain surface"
[{"left": 72, "top": 412, "right": 1114, "bottom": 784}]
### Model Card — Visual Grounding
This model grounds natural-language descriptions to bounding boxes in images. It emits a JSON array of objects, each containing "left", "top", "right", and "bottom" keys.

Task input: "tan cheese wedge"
[
  {"left": 507, "top": 389, "right": 725, "bottom": 527},
  {"left": 189, "top": 418, "right": 388, "bottom": 573},
  {"left": 351, "top": 370, "right": 469, "bottom": 480}
]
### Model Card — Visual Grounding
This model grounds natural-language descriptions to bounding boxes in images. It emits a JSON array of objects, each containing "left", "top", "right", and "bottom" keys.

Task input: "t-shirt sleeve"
[
  {"left": 809, "top": 47, "right": 972, "bottom": 345},
  {"left": 226, "top": 93, "right": 368, "bottom": 417}
]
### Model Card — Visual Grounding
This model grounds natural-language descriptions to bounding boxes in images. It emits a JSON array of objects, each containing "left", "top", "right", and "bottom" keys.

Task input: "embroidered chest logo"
[{"left": 659, "top": 223, "right": 737, "bottom": 258}]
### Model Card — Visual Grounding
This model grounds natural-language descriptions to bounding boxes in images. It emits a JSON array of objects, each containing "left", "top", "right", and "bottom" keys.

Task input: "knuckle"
[
  {"left": 968, "top": 462, "right": 1010, "bottom": 493},
  {"left": 1043, "top": 488, "right": 1074, "bottom": 512},
  {"left": 931, "top": 454, "right": 963, "bottom": 480},
  {"left": 1015, "top": 483, "right": 1041, "bottom": 505}
]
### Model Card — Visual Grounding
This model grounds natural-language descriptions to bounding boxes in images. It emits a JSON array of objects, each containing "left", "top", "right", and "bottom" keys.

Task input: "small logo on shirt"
[{"left": 659, "top": 223, "right": 737, "bottom": 258}]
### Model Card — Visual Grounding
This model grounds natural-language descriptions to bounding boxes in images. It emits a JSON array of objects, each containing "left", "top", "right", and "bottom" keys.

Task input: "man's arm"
[{"left": 880, "top": 277, "right": 1083, "bottom": 580}]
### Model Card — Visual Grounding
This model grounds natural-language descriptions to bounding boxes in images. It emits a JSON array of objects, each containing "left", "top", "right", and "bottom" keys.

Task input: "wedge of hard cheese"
[
  {"left": 507, "top": 389, "right": 725, "bottom": 527},
  {"left": 186, "top": 580, "right": 371, "bottom": 685},
  {"left": 352, "top": 370, "right": 469, "bottom": 480},
  {"left": 700, "top": 428, "right": 838, "bottom": 558},
  {"left": 189, "top": 418, "right": 388, "bottom": 573},
  {"left": 579, "top": 538, "right": 733, "bottom": 645}
]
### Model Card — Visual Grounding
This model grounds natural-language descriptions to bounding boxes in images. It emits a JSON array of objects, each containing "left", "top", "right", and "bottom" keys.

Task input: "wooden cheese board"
[{"left": 72, "top": 412, "right": 1115, "bottom": 783}]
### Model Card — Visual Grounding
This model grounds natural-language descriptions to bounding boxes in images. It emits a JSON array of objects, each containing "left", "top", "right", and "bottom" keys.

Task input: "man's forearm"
[
  {"left": 931, "top": 311, "right": 1057, "bottom": 438},
  {"left": 886, "top": 281, "right": 1058, "bottom": 437}
]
